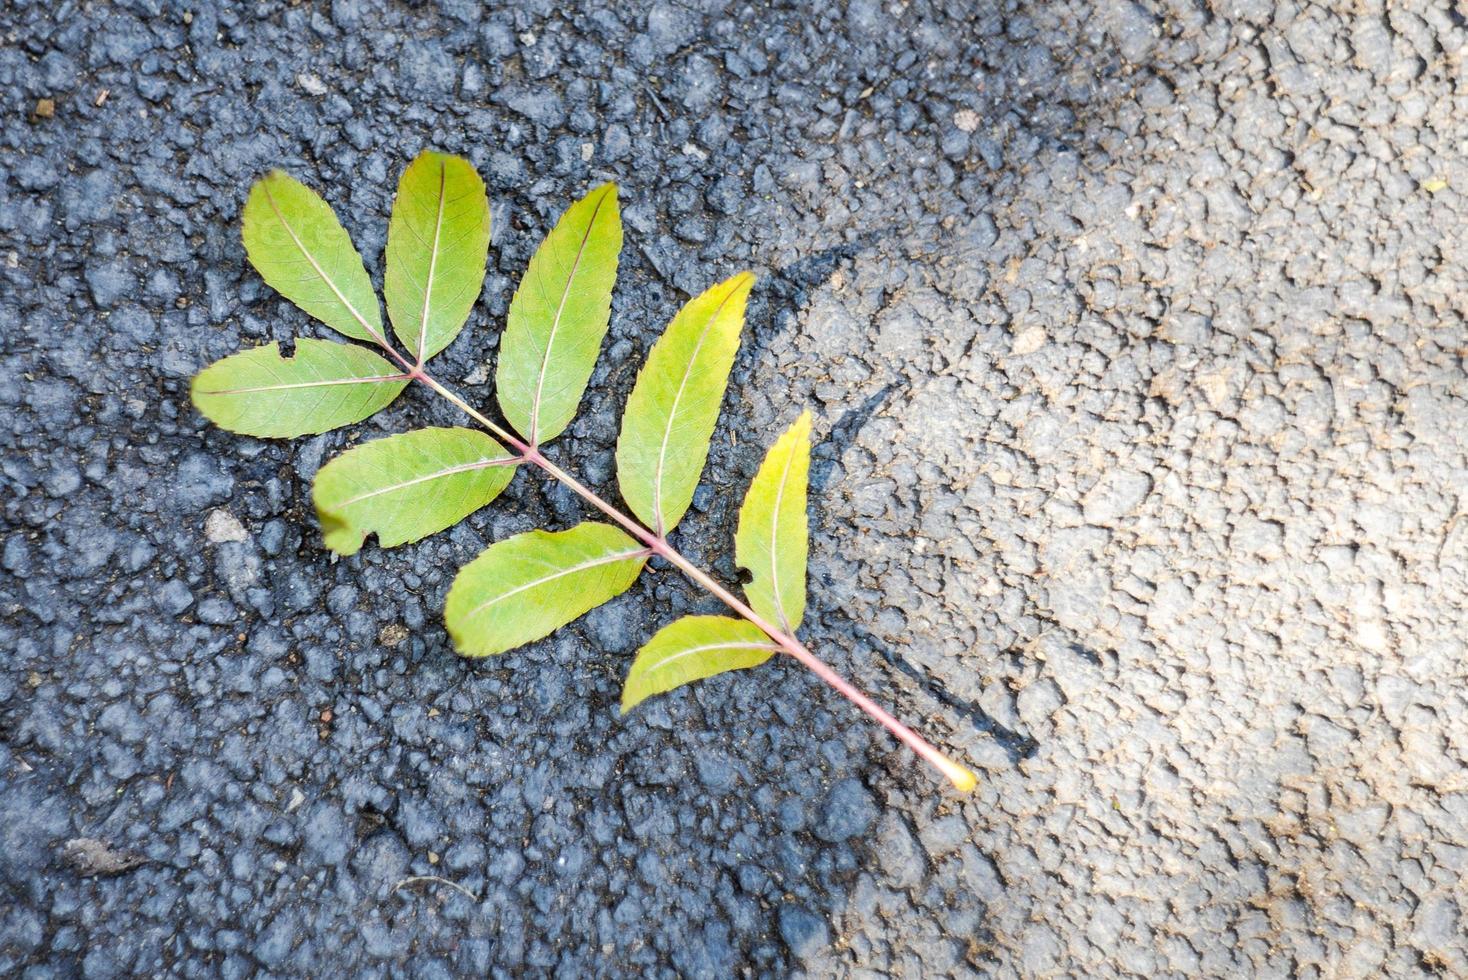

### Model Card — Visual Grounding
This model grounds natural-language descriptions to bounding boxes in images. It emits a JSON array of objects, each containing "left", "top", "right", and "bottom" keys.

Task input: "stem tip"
[{"left": 940, "top": 756, "right": 979, "bottom": 793}]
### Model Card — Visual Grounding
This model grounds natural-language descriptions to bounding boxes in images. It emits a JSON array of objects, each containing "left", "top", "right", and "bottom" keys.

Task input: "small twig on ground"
[{"left": 393, "top": 875, "right": 479, "bottom": 902}]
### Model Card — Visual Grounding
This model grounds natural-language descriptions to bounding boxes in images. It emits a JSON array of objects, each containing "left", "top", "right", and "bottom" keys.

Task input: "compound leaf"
[
  {"left": 616, "top": 273, "right": 754, "bottom": 534},
  {"left": 734, "top": 411, "right": 812, "bottom": 632},
  {"left": 496, "top": 183, "right": 621, "bottom": 445},
  {"left": 385, "top": 150, "right": 492, "bottom": 362},
  {"left": 191, "top": 339, "right": 407, "bottom": 438},
  {"left": 621, "top": 615, "right": 778, "bottom": 713},
  {"left": 313, "top": 427, "right": 517, "bottom": 556},
  {"left": 445, "top": 521, "right": 646, "bottom": 657},
  {"left": 242, "top": 170, "right": 384, "bottom": 344}
]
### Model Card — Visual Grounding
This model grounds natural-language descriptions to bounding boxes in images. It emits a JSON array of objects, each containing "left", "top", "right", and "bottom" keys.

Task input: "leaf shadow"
[
  {"left": 810, "top": 383, "right": 896, "bottom": 493},
  {"left": 828, "top": 612, "right": 1039, "bottom": 765},
  {"left": 748, "top": 232, "right": 888, "bottom": 342},
  {"left": 746, "top": 242, "right": 1040, "bottom": 765}
]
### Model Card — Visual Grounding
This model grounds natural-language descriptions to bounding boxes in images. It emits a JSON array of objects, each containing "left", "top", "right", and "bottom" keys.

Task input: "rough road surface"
[{"left": 3, "top": 0, "right": 1466, "bottom": 976}]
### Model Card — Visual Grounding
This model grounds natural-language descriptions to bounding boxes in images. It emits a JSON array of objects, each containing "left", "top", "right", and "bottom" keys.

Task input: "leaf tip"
[
  {"left": 444, "top": 614, "right": 486, "bottom": 659},
  {"left": 187, "top": 374, "right": 213, "bottom": 420},
  {"left": 713, "top": 271, "right": 756, "bottom": 307},
  {"left": 189, "top": 342, "right": 281, "bottom": 423},
  {"left": 313, "top": 497, "right": 364, "bottom": 558},
  {"left": 408, "top": 148, "right": 474, "bottom": 177},
  {"left": 587, "top": 183, "right": 622, "bottom": 232},
  {"left": 253, "top": 168, "right": 294, "bottom": 196},
  {"left": 320, "top": 533, "right": 365, "bottom": 559},
  {"left": 791, "top": 408, "right": 813, "bottom": 442}
]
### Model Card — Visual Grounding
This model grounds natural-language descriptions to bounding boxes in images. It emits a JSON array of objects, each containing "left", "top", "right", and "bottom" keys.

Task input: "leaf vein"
[
  {"left": 461, "top": 546, "right": 645, "bottom": 620},
  {"left": 528, "top": 186, "right": 611, "bottom": 443},
  {"left": 261, "top": 180, "right": 381, "bottom": 341}
]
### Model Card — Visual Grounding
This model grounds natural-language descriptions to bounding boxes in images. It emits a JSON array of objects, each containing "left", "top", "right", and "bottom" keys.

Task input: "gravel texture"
[{"left": 3, "top": 0, "right": 1467, "bottom": 976}]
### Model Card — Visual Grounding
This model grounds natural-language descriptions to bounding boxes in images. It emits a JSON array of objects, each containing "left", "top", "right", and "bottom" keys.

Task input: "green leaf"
[
  {"left": 496, "top": 183, "right": 622, "bottom": 445},
  {"left": 615, "top": 273, "right": 755, "bottom": 534},
  {"left": 312, "top": 427, "right": 518, "bottom": 556},
  {"left": 384, "top": 150, "right": 492, "bottom": 362},
  {"left": 445, "top": 521, "right": 646, "bottom": 657},
  {"left": 242, "top": 170, "right": 384, "bottom": 344},
  {"left": 734, "top": 411, "right": 812, "bottom": 632},
  {"left": 191, "top": 339, "right": 407, "bottom": 438},
  {"left": 621, "top": 615, "right": 778, "bottom": 713}
]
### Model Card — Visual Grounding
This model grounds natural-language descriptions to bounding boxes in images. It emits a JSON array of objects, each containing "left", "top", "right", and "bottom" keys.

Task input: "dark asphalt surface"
[{"left": 3, "top": 0, "right": 1467, "bottom": 976}]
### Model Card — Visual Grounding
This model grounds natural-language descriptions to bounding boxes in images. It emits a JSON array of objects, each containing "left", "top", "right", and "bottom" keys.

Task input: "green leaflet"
[
  {"left": 242, "top": 170, "right": 384, "bottom": 343},
  {"left": 445, "top": 521, "right": 646, "bottom": 657},
  {"left": 384, "top": 150, "right": 492, "bottom": 362},
  {"left": 190, "top": 339, "right": 407, "bottom": 438},
  {"left": 615, "top": 273, "right": 755, "bottom": 534},
  {"left": 735, "top": 411, "right": 812, "bottom": 632},
  {"left": 186, "top": 163, "right": 983, "bottom": 794},
  {"left": 621, "top": 615, "right": 778, "bottom": 713},
  {"left": 496, "top": 183, "right": 622, "bottom": 445},
  {"left": 313, "top": 427, "right": 517, "bottom": 556}
]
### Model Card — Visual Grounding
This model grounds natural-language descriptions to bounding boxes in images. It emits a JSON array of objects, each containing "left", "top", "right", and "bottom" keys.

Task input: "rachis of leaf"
[
  {"left": 241, "top": 170, "right": 384, "bottom": 343},
  {"left": 190, "top": 154, "right": 977, "bottom": 792},
  {"left": 495, "top": 182, "right": 622, "bottom": 445},
  {"left": 385, "top": 150, "right": 492, "bottom": 362},
  {"left": 735, "top": 411, "right": 812, "bottom": 632},
  {"left": 190, "top": 339, "right": 407, "bottom": 438},
  {"left": 313, "top": 427, "right": 517, "bottom": 556},
  {"left": 616, "top": 272, "right": 754, "bottom": 534}
]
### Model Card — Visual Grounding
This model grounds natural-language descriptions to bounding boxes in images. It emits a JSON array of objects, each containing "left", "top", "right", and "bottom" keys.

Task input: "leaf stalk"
[{"left": 399, "top": 350, "right": 974, "bottom": 792}]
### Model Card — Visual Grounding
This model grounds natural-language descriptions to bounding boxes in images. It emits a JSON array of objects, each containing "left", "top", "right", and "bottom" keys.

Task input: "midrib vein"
[
  {"left": 649, "top": 278, "right": 743, "bottom": 532},
  {"left": 263, "top": 181, "right": 381, "bottom": 341},
  {"left": 416, "top": 160, "right": 448, "bottom": 360},
  {"left": 646, "top": 639, "right": 779, "bottom": 672},
  {"left": 202, "top": 374, "right": 406, "bottom": 395},
  {"left": 464, "top": 546, "right": 644, "bottom": 618},
  {"left": 332, "top": 457, "right": 510, "bottom": 507},
  {"left": 767, "top": 440, "right": 797, "bottom": 630},
  {"left": 529, "top": 187, "right": 609, "bottom": 442}
]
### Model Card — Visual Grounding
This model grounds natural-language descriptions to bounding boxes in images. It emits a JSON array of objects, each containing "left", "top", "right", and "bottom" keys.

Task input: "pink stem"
[{"left": 394, "top": 360, "right": 975, "bottom": 791}]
